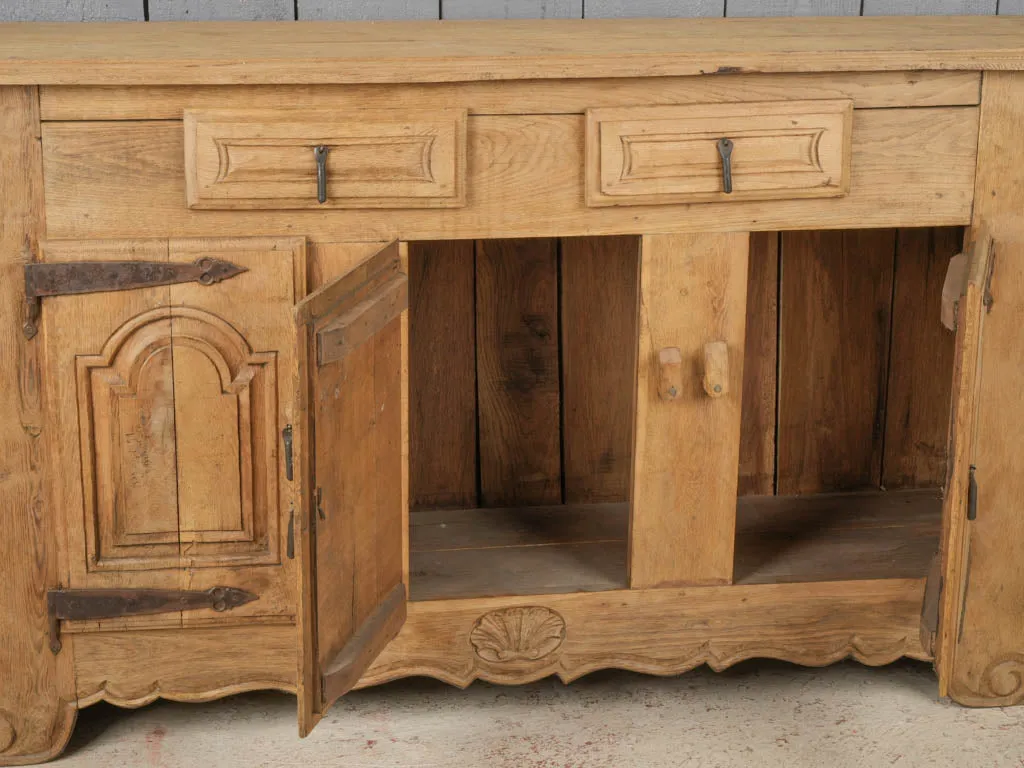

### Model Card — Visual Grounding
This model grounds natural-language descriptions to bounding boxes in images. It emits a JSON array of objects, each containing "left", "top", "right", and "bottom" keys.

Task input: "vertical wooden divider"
[
  {"left": 475, "top": 238, "right": 562, "bottom": 507},
  {"left": 777, "top": 230, "right": 896, "bottom": 495},
  {"left": 561, "top": 236, "right": 640, "bottom": 504},
  {"left": 408, "top": 241, "right": 478, "bottom": 510},
  {"left": 883, "top": 227, "right": 960, "bottom": 489},
  {"left": 629, "top": 232, "right": 749, "bottom": 589},
  {"left": 738, "top": 232, "right": 779, "bottom": 497}
]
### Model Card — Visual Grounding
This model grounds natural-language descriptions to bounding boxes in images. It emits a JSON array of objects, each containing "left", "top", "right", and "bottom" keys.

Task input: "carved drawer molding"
[
  {"left": 586, "top": 99, "right": 852, "bottom": 207},
  {"left": 184, "top": 109, "right": 467, "bottom": 210}
]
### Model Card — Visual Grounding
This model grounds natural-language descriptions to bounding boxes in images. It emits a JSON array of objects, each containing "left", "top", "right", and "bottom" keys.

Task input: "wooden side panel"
[
  {"left": 883, "top": 227, "right": 959, "bottom": 489},
  {"left": 777, "top": 230, "right": 895, "bottom": 495},
  {"left": 0, "top": 85, "right": 78, "bottom": 766},
  {"left": 944, "top": 72, "right": 1024, "bottom": 707},
  {"left": 560, "top": 236, "right": 639, "bottom": 504},
  {"left": 630, "top": 233, "right": 748, "bottom": 588},
  {"left": 739, "top": 232, "right": 779, "bottom": 497},
  {"left": 475, "top": 239, "right": 561, "bottom": 507},
  {"left": 408, "top": 241, "right": 477, "bottom": 509}
]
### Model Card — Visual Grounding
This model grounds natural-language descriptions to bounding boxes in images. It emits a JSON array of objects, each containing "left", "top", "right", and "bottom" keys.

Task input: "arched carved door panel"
[{"left": 43, "top": 237, "right": 306, "bottom": 628}]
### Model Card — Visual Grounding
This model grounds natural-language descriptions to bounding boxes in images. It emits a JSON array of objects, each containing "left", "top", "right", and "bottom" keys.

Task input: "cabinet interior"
[{"left": 407, "top": 230, "right": 952, "bottom": 602}]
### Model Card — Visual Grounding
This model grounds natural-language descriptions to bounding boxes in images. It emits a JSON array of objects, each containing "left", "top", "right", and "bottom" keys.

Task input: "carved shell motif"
[
  {"left": 470, "top": 606, "right": 566, "bottom": 663},
  {"left": 0, "top": 709, "right": 15, "bottom": 753}
]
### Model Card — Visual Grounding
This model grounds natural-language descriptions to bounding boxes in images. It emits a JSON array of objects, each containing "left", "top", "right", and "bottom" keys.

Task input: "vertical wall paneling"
[
  {"left": 149, "top": 1, "right": 294, "bottom": 19},
  {"left": 584, "top": 1, "right": 724, "bottom": 18},
  {"left": 296, "top": 1, "right": 439, "bottom": 20},
  {"left": 0, "top": 0, "right": 144, "bottom": 20},
  {"left": 882, "top": 227, "right": 960, "bottom": 490},
  {"left": 862, "top": 0, "right": 997, "bottom": 14},
  {"left": 408, "top": 241, "right": 479, "bottom": 510},
  {"left": 476, "top": 239, "right": 562, "bottom": 507},
  {"left": 738, "top": 232, "right": 779, "bottom": 497},
  {"left": 560, "top": 236, "right": 640, "bottom": 504},
  {"left": 442, "top": 0, "right": 582, "bottom": 18},
  {"left": 777, "top": 230, "right": 896, "bottom": 495},
  {"left": 998, "top": 0, "right": 1024, "bottom": 12},
  {"left": 726, "top": 0, "right": 859, "bottom": 15}
]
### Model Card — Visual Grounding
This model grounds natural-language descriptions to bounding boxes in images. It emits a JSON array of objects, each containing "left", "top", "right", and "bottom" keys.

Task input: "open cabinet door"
[
  {"left": 934, "top": 229, "right": 992, "bottom": 699},
  {"left": 294, "top": 241, "right": 408, "bottom": 734}
]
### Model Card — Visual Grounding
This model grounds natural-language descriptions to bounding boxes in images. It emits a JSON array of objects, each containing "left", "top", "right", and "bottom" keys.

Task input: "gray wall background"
[{"left": 0, "top": 0, "right": 1019, "bottom": 22}]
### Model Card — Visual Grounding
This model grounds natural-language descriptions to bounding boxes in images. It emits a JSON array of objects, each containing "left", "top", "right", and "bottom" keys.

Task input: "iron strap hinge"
[
  {"left": 47, "top": 586, "right": 258, "bottom": 654},
  {"left": 23, "top": 257, "right": 248, "bottom": 340}
]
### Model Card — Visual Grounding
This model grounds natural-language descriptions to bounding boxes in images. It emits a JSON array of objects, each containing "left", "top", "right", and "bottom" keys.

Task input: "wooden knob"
[
  {"left": 702, "top": 341, "right": 728, "bottom": 398},
  {"left": 657, "top": 347, "right": 683, "bottom": 401}
]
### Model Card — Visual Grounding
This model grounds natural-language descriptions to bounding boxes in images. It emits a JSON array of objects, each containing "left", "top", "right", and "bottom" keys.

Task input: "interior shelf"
[{"left": 409, "top": 489, "right": 942, "bottom": 602}]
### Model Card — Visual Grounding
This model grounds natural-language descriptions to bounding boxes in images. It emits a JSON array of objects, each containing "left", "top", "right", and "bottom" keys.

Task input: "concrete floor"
[{"left": 57, "top": 659, "right": 1024, "bottom": 767}]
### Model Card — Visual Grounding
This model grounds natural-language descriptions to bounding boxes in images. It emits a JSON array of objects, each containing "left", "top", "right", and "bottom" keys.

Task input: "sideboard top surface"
[{"left": 1, "top": 16, "right": 1024, "bottom": 86}]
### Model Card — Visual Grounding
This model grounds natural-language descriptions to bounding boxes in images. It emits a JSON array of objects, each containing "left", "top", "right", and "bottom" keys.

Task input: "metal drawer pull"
[
  {"left": 314, "top": 144, "right": 329, "bottom": 204},
  {"left": 717, "top": 137, "right": 734, "bottom": 194}
]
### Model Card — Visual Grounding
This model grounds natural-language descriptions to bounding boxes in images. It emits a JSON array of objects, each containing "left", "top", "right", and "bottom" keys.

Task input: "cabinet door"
[
  {"left": 43, "top": 237, "right": 306, "bottom": 629},
  {"left": 294, "top": 241, "right": 408, "bottom": 735}
]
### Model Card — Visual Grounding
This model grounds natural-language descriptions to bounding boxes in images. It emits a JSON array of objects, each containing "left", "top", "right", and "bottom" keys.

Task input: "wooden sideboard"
[{"left": 2, "top": 16, "right": 1024, "bottom": 763}]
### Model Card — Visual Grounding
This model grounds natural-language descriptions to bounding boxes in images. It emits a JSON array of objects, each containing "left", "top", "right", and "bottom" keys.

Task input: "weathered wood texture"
[
  {"left": 442, "top": 0, "right": 581, "bottom": 18},
  {"left": 408, "top": 241, "right": 478, "bottom": 509},
  {"left": 583, "top": 1, "right": 723, "bottom": 16},
  {"left": 296, "top": 1, "right": 438, "bottom": 19},
  {"left": 40, "top": 109, "right": 979, "bottom": 241},
  {"left": 777, "top": 230, "right": 896, "bottom": 495},
  {"left": 738, "top": 232, "right": 779, "bottom": 496},
  {"left": 364, "top": 578, "right": 930, "bottom": 689},
  {"left": 3, "top": 19, "right": 1024, "bottom": 84},
  {"left": 862, "top": 0, "right": 996, "bottom": 13},
  {"left": 883, "top": 227, "right": 959, "bottom": 489},
  {"left": 476, "top": 239, "right": 562, "bottom": 507},
  {"left": 149, "top": 0, "right": 293, "bottom": 20},
  {"left": 0, "top": 86, "right": 78, "bottom": 765},
  {"left": 945, "top": 71, "right": 1024, "bottom": 708},
  {"left": 0, "top": 1, "right": 143, "bottom": 21},
  {"left": 725, "top": 0, "right": 859, "bottom": 14},
  {"left": 630, "top": 232, "right": 748, "bottom": 589},
  {"left": 560, "top": 236, "right": 639, "bottom": 504}
]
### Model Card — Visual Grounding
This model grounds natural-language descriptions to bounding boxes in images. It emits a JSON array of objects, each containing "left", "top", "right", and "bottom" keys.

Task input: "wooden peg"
[
  {"left": 702, "top": 341, "right": 729, "bottom": 398},
  {"left": 657, "top": 347, "right": 683, "bottom": 401}
]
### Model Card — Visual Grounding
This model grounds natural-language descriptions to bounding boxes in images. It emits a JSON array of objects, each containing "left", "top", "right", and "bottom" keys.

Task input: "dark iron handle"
[
  {"left": 717, "top": 137, "right": 734, "bottom": 194},
  {"left": 314, "top": 145, "right": 329, "bottom": 204}
]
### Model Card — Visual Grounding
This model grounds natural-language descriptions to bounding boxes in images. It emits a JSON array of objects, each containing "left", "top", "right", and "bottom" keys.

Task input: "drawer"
[
  {"left": 184, "top": 109, "right": 467, "bottom": 210},
  {"left": 586, "top": 100, "right": 852, "bottom": 207}
]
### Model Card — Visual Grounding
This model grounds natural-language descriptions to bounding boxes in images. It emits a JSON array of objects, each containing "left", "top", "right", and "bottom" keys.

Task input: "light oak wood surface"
[
  {"left": 38, "top": 71, "right": 982, "bottom": 120},
  {"left": 629, "top": 233, "right": 748, "bottom": 589},
  {"left": 40, "top": 108, "right": 978, "bottom": 242},
  {"left": 1, "top": 18, "right": 1023, "bottom": 84}
]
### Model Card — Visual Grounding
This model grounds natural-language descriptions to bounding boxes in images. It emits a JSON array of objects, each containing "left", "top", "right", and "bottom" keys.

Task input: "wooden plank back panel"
[
  {"left": 777, "top": 230, "right": 896, "bottom": 495},
  {"left": 630, "top": 232, "right": 748, "bottom": 588},
  {"left": 882, "top": 227, "right": 959, "bottom": 489},
  {"left": 475, "top": 239, "right": 562, "bottom": 506},
  {"left": 408, "top": 241, "right": 478, "bottom": 509},
  {"left": 560, "top": 236, "right": 639, "bottom": 504},
  {"left": 738, "top": 232, "right": 779, "bottom": 497}
]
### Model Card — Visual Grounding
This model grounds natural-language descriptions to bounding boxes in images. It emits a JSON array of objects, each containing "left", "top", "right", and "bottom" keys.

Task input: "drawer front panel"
[
  {"left": 185, "top": 109, "right": 467, "bottom": 210},
  {"left": 586, "top": 100, "right": 852, "bottom": 207}
]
